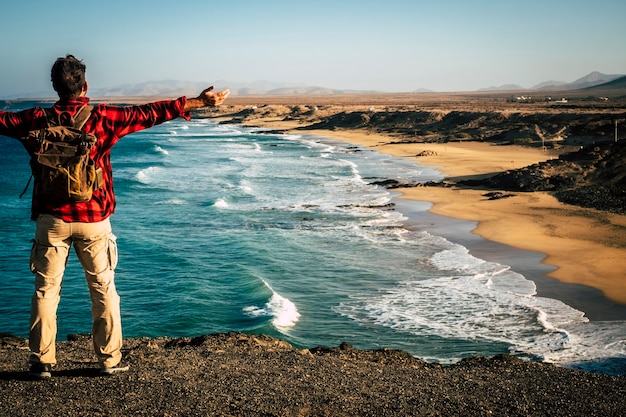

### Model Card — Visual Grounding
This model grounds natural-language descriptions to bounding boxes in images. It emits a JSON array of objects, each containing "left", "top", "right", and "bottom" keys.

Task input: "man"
[{"left": 0, "top": 55, "right": 230, "bottom": 378}]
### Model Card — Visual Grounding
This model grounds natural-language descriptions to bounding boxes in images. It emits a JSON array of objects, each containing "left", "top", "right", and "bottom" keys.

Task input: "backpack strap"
[
  {"left": 19, "top": 176, "right": 33, "bottom": 199},
  {"left": 72, "top": 105, "right": 94, "bottom": 130},
  {"left": 44, "top": 105, "right": 94, "bottom": 129}
]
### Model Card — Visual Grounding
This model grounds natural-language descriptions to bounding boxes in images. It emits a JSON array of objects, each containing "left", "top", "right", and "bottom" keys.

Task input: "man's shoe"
[
  {"left": 29, "top": 363, "right": 52, "bottom": 379},
  {"left": 100, "top": 362, "right": 130, "bottom": 376}
]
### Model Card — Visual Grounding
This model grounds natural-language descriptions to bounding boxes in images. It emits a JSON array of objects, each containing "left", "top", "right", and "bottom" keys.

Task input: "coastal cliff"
[{"left": 1, "top": 333, "right": 624, "bottom": 416}]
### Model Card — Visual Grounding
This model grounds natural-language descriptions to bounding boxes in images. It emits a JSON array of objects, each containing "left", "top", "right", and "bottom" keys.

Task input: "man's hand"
[
  {"left": 183, "top": 86, "right": 230, "bottom": 112},
  {"left": 198, "top": 86, "right": 230, "bottom": 107}
]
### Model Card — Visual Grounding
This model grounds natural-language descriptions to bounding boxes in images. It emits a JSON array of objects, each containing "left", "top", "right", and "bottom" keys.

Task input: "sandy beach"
[
  {"left": 317, "top": 131, "right": 626, "bottom": 306},
  {"left": 204, "top": 96, "right": 626, "bottom": 311}
]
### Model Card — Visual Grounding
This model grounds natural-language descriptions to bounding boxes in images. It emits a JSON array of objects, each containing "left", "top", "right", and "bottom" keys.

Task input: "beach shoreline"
[
  {"left": 311, "top": 130, "right": 626, "bottom": 310},
  {"left": 319, "top": 132, "right": 626, "bottom": 304},
  {"left": 199, "top": 99, "right": 626, "bottom": 316},
  {"left": 309, "top": 131, "right": 626, "bottom": 321}
]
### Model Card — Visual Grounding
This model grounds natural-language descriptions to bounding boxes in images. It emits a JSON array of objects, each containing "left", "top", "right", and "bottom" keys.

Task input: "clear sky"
[{"left": 0, "top": 0, "right": 624, "bottom": 97}]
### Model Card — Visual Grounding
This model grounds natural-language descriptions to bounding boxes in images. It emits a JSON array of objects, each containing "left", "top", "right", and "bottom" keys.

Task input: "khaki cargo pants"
[{"left": 29, "top": 214, "right": 122, "bottom": 369}]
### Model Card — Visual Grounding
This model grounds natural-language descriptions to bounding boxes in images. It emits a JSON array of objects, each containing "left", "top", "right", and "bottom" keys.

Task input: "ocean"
[{"left": 1, "top": 101, "right": 625, "bottom": 375}]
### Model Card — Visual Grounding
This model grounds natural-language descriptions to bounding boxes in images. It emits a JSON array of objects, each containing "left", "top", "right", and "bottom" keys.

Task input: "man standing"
[{"left": 0, "top": 55, "right": 230, "bottom": 378}]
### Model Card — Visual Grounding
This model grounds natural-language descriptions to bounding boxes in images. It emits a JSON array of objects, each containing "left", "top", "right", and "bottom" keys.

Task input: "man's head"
[{"left": 51, "top": 54, "right": 86, "bottom": 100}]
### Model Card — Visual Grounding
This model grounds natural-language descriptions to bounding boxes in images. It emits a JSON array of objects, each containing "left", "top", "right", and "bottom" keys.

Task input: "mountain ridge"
[{"left": 2, "top": 71, "right": 624, "bottom": 99}]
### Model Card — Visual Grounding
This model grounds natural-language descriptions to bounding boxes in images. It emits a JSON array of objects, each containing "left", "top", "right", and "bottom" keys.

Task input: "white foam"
[
  {"left": 267, "top": 293, "right": 301, "bottom": 328},
  {"left": 280, "top": 133, "right": 304, "bottom": 141},
  {"left": 209, "top": 125, "right": 245, "bottom": 136},
  {"left": 213, "top": 198, "right": 229, "bottom": 208},
  {"left": 154, "top": 145, "right": 169, "bottom": 155},
  {"left": 156, "top": 199, "right": 187, "bottom": 205},
  {"left": 243, "top": 279, "right": 300, "bottom": 331},
  {"left": 134, "top": 166, "right": 161, "bottom": 184},
  {"left": 338, "top": 273, "right": 543, "bottom": 346},
  {"left": 430, "top": 245, "right": 489, "bottom": 274},
  {"left": 238, "top": 181, "right": 253, "bottom": 194},
  {"left": 335, "top": 248, "right": 626, "bottom": 370}
]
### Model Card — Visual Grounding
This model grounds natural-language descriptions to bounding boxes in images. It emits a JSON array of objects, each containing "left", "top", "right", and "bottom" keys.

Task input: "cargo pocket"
[
  {"left": 77, "top": 231, "right": 118, "bottom": 276},
  {"left": 30, "top": 239, "right": 68, "bottom": 278},
  {"left": 107, "top": 233, "right": 118, "bottom": 271}
]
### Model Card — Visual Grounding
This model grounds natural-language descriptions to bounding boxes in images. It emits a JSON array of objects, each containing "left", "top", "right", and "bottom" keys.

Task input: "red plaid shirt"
[{"left": 0, "top": 96, "right": 190, "bottom": 222}]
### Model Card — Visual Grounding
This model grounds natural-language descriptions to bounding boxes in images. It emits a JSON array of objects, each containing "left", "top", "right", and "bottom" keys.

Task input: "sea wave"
[
  {"left": 243, "top": 279, "right": 300, "bottom": 332},
  {"left": 213, "top": 198, "right": 229, "bottom": 208},
  {"left": 153, "top": 145, "right": 169, "bottom": 155},
  {"left": 134, "top": 166, "right": 162, "bottom": 184}
]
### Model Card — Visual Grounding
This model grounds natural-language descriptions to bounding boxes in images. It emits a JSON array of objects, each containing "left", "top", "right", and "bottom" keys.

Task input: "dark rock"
[
  {"left": 369, "top": 179, "right": 404, "bottom": 188},
  {"left": 301, "top": 109, "right": 626, "bottom": 146},
  {"left": 460, "top": 141, "right": 626, "bottom": 213},
  {"left": 483, "top": 192, "right": 516, "bottom": 200}
]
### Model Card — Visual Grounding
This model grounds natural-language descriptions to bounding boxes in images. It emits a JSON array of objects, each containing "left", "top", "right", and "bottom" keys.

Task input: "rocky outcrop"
[
  {"left": 1, "top": 333, "right": 624, "bottom": 416},
  {"left": 460, "top": 141, "right": 626, "bottom": 214},
  {"left": 210, "top": 103, "right": 624, "bottom": 148},
  {"left": 301, "top": 109, "right": 625, "bottom": 148}
]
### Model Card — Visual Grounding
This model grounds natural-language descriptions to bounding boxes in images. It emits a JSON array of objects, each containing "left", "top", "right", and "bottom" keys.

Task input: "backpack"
[{"left": 23, "top": 105, "right": 103, "bottom": 203}]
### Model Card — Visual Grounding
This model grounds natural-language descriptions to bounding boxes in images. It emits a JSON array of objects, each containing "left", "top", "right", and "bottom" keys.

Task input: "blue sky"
[{"left": 0, "top": 0, "right": 624, "bottom": 97}]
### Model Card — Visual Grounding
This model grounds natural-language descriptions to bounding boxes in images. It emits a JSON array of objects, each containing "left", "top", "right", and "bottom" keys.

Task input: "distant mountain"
[
  {"left": 564, "top": 71, "right": 624, "bottom": 90},
  {"left": 215, "top": 79, "right": 303, "bottom": 92},
  {"left": 265, "top": 86, "right": 381, "bottom": 95},
  {"left": 4, "top": 71, "right": 625, "bottom": 99},
  {"left": 478, "top": 84, "right": 525, "bottom": 92},
  {"left": 530, "top": 71, "right": 624, "bottom": 91},
  {"left": 583, "top": 75, "right": 626, "bottom": 90},
  {"left": 91, "top": 80, "right": 208, "bottom": 97},
  {"left": 86, "top": 73, "right": 626, "bottom": 96},
  {"left": 1, "top": 90, "right": 55, "bottom": 100},
  {"left": 479, "top": 71, "right": 625, "bottom": 92},
  {"left": 87, "top": 80, "right": 378, "bottom": 97},
  {"left": 266, "top": 87, "right": 343, "bottom": 95},
  {"left": 531, "top": 80, "right": 567, "bottom": 89}
]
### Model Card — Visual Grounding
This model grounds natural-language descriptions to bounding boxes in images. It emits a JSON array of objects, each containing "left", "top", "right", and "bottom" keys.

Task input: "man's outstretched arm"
[{"left": 183, "top": 86, "right": 230, "bottom": 112}]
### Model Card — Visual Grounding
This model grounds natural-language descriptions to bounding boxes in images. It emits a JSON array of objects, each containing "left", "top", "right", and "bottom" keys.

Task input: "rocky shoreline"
[
  {"left": 460, "top": 140, "right": 626, "bottom": 214},
  {"left": 377, "top": 140, "right": 626, "bottom": 215},
  {"left": 201, "top": 100, "right": 626, "bottom": 214},
  {"left": 1, "top": 333, "right": 625, "bottom": 416}
]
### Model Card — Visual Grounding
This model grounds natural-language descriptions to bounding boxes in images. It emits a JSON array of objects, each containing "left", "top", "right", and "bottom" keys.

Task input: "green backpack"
[{"left": 23, "top": 105, "right": 103, "bottom": 203}]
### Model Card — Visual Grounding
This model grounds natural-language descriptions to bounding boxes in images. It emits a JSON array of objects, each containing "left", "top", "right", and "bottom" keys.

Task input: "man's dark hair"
[{"left": 51, "top": 55, "right": 86, "bottom": 100}]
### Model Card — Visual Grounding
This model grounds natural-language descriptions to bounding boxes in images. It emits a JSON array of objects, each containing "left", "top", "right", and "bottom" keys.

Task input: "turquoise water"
[{"left": 1, "top": 102, "right": 625, "bottom": 374}]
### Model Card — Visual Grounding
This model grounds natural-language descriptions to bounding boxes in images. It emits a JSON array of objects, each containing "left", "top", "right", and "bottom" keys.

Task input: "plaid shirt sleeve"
[
  {"left": 92, "top": 98, "right": 191, "bottom": 152},
  {"left": 1, "top": 96, "right": 190, "bottom": 222}
]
